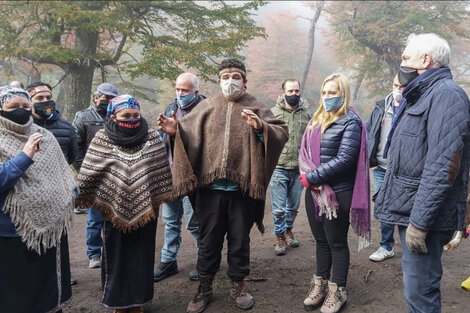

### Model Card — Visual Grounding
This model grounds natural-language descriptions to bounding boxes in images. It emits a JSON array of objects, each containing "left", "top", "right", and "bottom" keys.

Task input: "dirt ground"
[{"left": 64, "top": 194, "right": 470, "bottom": 313}]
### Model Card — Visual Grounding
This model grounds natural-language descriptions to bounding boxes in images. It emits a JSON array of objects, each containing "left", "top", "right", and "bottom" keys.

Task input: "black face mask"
[
  {"left": 285, "top": 94, "right": 300, "bottom": 107},
  {"left": 97, "top": 100, "right": 109, "bottom": 117},
  {"left": 34, "top": 100, "right": 55, "bottom": 119},
  {"left": 1, "top": 108, "right": 32, "bottom": 125},
  {"left": 398, "top": 66, "right": 420, "bottom": 86},
  {"left": 116, "top": 118, "right": 141, "bottom": 135}
]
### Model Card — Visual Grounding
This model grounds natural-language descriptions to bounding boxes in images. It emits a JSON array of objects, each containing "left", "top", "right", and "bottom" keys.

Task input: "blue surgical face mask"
[
  {"left": 322, "top": 96, "right": 343, "bottom": 112},
  {"left": 176, "top": 92, "right": 196, "bottom": 108}
]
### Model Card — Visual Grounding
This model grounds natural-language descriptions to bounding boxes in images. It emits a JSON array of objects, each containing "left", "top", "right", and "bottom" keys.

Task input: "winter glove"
[
  {"left": 405, "top": 223, "right": 428, "bottom": 254},
  {"left": 299, "top": 174, "right": 311, "bottom": 189}
]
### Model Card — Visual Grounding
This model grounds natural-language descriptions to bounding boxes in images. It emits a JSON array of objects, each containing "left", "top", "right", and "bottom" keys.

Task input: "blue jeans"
[
  {"left": 373, "top": 166, "right": 395, "bottom": 251},
  {"left": 398, "top": 226, "right": 453, "bottom": 313},
  {"left": 161, "top": 196, "right": 200, "bottom": 263},
  {"left": 86, "top": 208, "right": 103, "bottom": 259},
  {"left": 269, "top": 168, "right": 304, "bottom": 235}
]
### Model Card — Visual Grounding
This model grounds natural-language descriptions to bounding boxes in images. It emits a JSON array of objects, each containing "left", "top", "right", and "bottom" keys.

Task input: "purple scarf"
[{"left": 299, "top": 108, "right": 371, "bottom": 250}]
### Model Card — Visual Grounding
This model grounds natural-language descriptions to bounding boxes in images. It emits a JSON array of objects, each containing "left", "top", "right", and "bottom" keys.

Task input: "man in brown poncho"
[{"left": 158, "top": 59, "right": 288, "bottom": 312}]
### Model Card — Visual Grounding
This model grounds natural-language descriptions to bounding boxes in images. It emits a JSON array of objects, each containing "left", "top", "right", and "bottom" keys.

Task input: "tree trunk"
[
  {"left": 56, "top": 28, "right": 99, "bottom": 120},
  {"left": 58, "top": 63, "right": 96, "bottom": 119},
  {"left": 352, "top": 71, "right": 364, "bottom": 100},
  {"left": 300, "top": 1, "right": 324, "bottom": 95}
]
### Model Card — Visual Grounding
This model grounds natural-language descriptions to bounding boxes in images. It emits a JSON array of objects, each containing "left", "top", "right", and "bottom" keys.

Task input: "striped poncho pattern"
[{"left": 76, "top": 129, "right": 172, "bottom": 232}]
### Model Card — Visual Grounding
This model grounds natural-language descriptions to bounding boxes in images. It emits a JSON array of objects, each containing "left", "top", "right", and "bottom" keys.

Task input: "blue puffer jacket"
[
  {"left": 33, "top": 111, "right": 78, "bottom": 164},
  {"left": 375, "top": 67, "right": 470, "bottom": 231},
  {"left": 306, "top": 110, "right": 362, "bottom": 193}
]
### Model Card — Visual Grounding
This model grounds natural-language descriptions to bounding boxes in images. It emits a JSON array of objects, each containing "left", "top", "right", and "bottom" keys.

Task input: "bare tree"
[{"left": 300, "top": 1, "right": 324, "bottom": 95}]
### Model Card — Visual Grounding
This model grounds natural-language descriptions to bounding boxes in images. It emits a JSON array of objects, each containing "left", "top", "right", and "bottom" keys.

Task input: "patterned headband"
[
  {"left": 219, "top": 67, "right": 246, "bottom": 78},
  {"left": 29, "top": 85, "right": 52, "bottom": 97},
  {"left": 106, "top": 94, "right": 140, "bottom": 118},
  {"left": 0, "top": 85, "right": 30, "bottom": 108}
]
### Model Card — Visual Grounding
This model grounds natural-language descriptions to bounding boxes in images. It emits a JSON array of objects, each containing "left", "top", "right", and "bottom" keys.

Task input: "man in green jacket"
[{"left": 270, "top": 78, "right": 312, "bottom": 256}]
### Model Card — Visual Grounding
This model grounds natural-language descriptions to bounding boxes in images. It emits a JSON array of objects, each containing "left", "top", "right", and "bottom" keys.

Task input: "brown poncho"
[
  {"left": 172, "top": 92, "right": 289, "bottom": 232},
  {"left": 75, "top": 129, "right": 172, "bottom": 232}
]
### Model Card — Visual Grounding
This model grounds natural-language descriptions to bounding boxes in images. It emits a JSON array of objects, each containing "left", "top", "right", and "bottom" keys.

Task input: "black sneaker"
[{"left": 153, "top": 261, "right": 178, "bottom": 282}]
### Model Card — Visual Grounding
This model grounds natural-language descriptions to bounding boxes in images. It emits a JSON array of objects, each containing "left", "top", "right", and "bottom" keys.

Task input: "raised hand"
[
  {"left": 157, "top": 111, "right": 177, "bottom": 136},
  {"left": 241, "top": 109, "right": 262, "bottom": 130},
  {"left": 23, "top": 132, "right": 43, "bottom": 159}
]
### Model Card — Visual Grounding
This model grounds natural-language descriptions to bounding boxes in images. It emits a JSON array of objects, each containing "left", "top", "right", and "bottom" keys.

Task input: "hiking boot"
[
  {"left": 368, "top": 247, "right": 394, "bottom": 262},
  {"left": 189, "top": 268, "right": 199, "bottom": 281},
  {"left": 230, "top": 280, "right": 254, "bottom": 310},
  {"left": 320, "top": 281, "right": 347, "bottom": 313},
  {"left": 274, "top": 234, "right": 287, "bottom": 256},
  {"left": 304, "top": 275, "right": 328, "bottom": 311},
  {"left": 285, "top": 228, "right": 300, "bottom": 248},
  {"left": 89, "top": 256, "right": 101, "bottom": 268},
  {"left": 153, "top": 261, "right": 178, "bottom": 282},
  {"left": 187, "top": 275, "right": 215, "bottom": 313}
]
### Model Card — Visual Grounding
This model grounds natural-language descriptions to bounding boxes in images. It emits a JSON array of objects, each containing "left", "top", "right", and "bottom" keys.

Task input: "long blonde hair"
[{"left": 310, "top": 73, "right": 351, "bottom": 133}]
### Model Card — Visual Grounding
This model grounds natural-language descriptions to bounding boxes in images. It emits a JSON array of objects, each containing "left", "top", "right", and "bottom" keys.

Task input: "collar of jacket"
[{"left": 403, "top": 67, "right": 451, "bottom": 102}]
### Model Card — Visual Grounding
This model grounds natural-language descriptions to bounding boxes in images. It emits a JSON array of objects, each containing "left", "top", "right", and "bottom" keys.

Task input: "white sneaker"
[
  {"left": 89, "top": 256, "right": 101, "bottom": 268},
  {"left": 369, "top": 247, "right": 394, "bottom": 262}
]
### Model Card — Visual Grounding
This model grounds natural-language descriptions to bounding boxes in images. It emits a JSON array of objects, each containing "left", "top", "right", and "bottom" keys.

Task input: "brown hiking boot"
[
  {"left": 303, "top": 275, "right": 328, "bottom": 311},
  {"left": 285, "top": 228, "right": 300, "bottom": 247},
  {"left": 230, "top": 280, "right": 254, "bottom": 310},
  {"left": 187, "top": 275, "right": 215, "bottom": 313},
  {"left": 320, "top": 281, "right": 347, "bottom": 313},
  {"left": 274, "top": 233, "right": 287, "bottom": 256}
]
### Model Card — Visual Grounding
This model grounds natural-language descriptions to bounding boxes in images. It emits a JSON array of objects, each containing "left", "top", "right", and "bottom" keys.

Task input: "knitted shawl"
[
  {"left": 0, "top": 116, "right": 76, "bottom": 254},
  {"left": 171, "top": 92, "right": 289, "bottom": 232},
  {"left": 75, "top": 128, "right": 172, "bottom": 232}
]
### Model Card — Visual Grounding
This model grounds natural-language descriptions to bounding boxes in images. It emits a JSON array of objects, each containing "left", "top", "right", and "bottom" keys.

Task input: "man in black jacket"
[
  {"left": 366, "top": 76, "right": 403, "bottom": 262},
  {"left": 28, "top": 82, "right": 78, "bottom": 165},
  {"left": 72, "top": 83, "right": 118, "bottom": 269}
]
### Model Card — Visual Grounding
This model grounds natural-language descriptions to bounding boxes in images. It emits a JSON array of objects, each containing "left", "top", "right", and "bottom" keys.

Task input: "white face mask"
[
  {"left": 220, "top": 78, "right": 243, "bottom": 99},
  {"left": 392, "top": 89, "right": 403, "bottom": 103}
]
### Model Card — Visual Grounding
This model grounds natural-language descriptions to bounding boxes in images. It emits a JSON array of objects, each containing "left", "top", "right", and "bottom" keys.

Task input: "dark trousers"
[
  {"left": 305, "top": 189, "right": 352, "bottom": 287},
  {"left": 194, "top": 189, "right": 256, "bottom": 282},
  {"left": 398, "top": 226, "right": 453, "bottom": 313}
]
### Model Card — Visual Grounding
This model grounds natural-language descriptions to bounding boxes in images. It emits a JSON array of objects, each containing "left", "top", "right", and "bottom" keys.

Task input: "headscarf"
[
  {"left": 106, "top": 94, "right": 140, "bottom": 118},
  {"left": 0, "top": 85, "right": 30, "bottom": 108}
]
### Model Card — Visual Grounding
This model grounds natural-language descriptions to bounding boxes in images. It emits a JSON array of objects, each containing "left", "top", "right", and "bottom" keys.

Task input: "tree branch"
[{"left": 100, "top": 33, "right": 127, "bottom": 66}]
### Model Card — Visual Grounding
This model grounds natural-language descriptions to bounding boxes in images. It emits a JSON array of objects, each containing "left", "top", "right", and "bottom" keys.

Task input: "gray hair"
[
  {"left": 406, "top": 33, "right": 451, "bottom": 68},
  {"left": 191, "top": 75, "right": 199, "bottom": 91}
]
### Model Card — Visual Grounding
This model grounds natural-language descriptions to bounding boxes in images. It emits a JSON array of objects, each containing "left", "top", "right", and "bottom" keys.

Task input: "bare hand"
[
  {"left": 23, "top": 132, "right": 43, "bottom": 159},
  {"left": 241, "top": 109, "right": 262, "bottom": 130},
  {"left": 157, "top": 111, "right": 177, "bottom": 136}
]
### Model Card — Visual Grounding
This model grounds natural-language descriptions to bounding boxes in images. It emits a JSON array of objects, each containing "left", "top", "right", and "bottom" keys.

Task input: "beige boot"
[
  {"left": 320, "top": 281, "right": 347, "bottom": 313},
  {"left": 303, "top": 275, "right": 328, "bottom": 311},
  {"left": 230, "top": 280, "right": 254, "bottom": 310},
  {"left": 274, "top": 233, "right": 287, "bottom": 256},
  {"left": 187, "top": 275, "right": 215, "bottom": 313},
  {"left": 285, "top": 228, "right": 300, "bottom": 247}
]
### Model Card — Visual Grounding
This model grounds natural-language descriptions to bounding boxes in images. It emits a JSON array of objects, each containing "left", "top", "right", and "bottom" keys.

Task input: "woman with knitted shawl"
[
  {"left": 75, "top": 95, "right": 172, "bottom": 313},
  {"left": 299, "top": 74, "right": 371, "bottom": 313},
  {"left": 0, "top": 85, "right": 76, "bottom": 313}
]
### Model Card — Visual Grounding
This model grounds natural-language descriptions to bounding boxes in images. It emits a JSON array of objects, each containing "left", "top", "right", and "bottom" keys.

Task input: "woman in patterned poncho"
[{"left": 76, "top": 95, "right": 173, "bottom": 313}]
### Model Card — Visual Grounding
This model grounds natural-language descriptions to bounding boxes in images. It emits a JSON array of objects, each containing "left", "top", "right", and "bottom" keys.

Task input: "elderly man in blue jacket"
[{"left": 375, "top": 33, "right": 470, "bottom": 313}]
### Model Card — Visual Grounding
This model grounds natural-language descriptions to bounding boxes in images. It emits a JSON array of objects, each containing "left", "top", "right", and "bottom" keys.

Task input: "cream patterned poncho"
[
  {"left": 75, "top": 129, "right": 173, "bottom": 232},
  {"left": 0, "top": 116, "right": 76, "bottom": 254}
]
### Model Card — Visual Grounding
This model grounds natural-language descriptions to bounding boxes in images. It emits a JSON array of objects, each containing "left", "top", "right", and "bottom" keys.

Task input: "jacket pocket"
[
  {"left": 399, "top": 105, "right": 428, "bottom": 137},
  {"left": 387, "top": 174, "right": 420, "bottom": 216}
]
